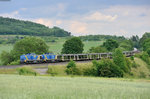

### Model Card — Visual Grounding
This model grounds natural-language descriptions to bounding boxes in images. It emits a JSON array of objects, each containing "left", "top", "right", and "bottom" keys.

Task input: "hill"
[{"left": 0, "top": 17, "right": 71, "bottom": 37}]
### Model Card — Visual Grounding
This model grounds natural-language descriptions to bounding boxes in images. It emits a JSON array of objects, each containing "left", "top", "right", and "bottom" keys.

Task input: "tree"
[
  {"left": 142, "top": 38, "right": 150, "bottom": 51},
  {"left": 130, "top": 35, "right": 140, "bottom": 48},
  {"left": 146, "top": 48, "right": 150, "bottom": 57},
  {"left": 61, "top": 37, "right": 84, "bottom": 54},
  {"left": 139, "top": 32, "right": 150, "bottom": 47},
  {"left": 65, "top": 60, "right": 80, "bottom": 75},
  {"left": 119, "top": 40, "right": 133, "bottom": 51},
  {"left": 0, "top": 51, "right": 13, "bottom": 65},
  {"left": 113, "top": 48, "right": 129, "bottom": 73},
  {"left": 103, "top": 39, "right": 119, "bottom": 51},
  {"left": 12, "top": 37, "right": 48, "bottom": 60}
]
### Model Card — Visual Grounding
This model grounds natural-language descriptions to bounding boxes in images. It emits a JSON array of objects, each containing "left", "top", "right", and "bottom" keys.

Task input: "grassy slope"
[
  {"left": 131, "top": 58, "right": 150, "bottom": 78},
  {"left": 0, "top": 74, "right": 150, "bottom": 99}
]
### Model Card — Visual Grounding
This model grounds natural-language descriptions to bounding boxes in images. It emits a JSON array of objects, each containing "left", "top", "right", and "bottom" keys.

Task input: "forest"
[{"left": 0, "top": 17, "right": 71, "bottom": 37}]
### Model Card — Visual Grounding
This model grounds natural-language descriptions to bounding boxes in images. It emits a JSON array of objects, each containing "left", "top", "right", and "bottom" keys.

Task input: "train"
[{"left": 20, "top": 51, "right": 139, "bottom": 64}]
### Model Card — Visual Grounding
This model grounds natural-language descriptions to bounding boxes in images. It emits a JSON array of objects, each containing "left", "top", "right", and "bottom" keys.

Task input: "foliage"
[
  {"left": 83, "top": 67, "right": 95, "bottom": 76},
  {"left": 119, "top": 40, "right": 133, "bottom": 51},
  {"left": 0, "top": 51, "right": 13, "bottom": 65},
  {"left": 130, "top": 35, "right": 140, "bottom": 49},
  {"left": 88, "top": 46, "right": 107, "bottom": 53},
  {"left": 147, "top": 48, "right": 150, "bottom": 57},
  {"left": 139, "top": 32, "right": 150, "bottom": 47},
  {"left": 16, "top": 66, "right": 37, "bottom": 76},
  {"left": 65, "top": 60, "right": 80, "bottom": 75},
  {"left": 62, "top": 37, "right": 84, "bottom": 54},
  {"left": 0, "top": 37, "right": 49, "bottom": 65},
  {"left": 47, "top": 66, "right": 58, "bottom": 76},
  {"left": 103, "top": 39, "right": 119, "bottom": 51},
  {"left": 92, "top": 59, "right": 123, "bottom": 77},
  {"left": 140, "top": 52, "right": 150, "bottom": 65},
  {"left": 8, "top": 60, "right": 20, "bottom": 65},
  {"left": 0, "top": 17, "right": 71, "bottom": 37},
  {"left": 125, "top": 58, "right": 131, "bottom": 71},
  {"left": 12, "top": 37, "right": 48, "bottom": 60},
  {"left": 113, "top": 48, "right": 129, "bottom": 73},
  {"left": 130, "top": 56, "right": 134, "bottom": 60},
  {"left": 142, "top": 38, "right": 150, "bottom": 51}
]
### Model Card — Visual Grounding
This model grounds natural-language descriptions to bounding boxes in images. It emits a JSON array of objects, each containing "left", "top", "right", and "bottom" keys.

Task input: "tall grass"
[{"left": 0, "top": 74, "right": 150, "bottom": 99}]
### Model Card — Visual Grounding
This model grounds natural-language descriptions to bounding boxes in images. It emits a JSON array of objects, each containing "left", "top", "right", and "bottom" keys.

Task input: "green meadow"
[
  {"left": 0, "top": 74, "right": 150, "bottom": 99},
  {"left": 0, "top": 38, "right": 103, "bottom": 54}
]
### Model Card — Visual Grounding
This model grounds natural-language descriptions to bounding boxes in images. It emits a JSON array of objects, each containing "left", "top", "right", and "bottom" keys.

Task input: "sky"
[{"left": 0, "top": 0, "right": 150, "bottom": 37}]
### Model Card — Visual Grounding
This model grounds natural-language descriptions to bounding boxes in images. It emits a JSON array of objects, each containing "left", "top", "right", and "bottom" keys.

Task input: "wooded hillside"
[{"left": 0, "top": 17, "right": 71, "bottom": 37}]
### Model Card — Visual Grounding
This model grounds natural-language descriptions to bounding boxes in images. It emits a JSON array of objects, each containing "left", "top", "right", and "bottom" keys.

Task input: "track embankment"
[{"left": 0, "top": 60, "right": 92, "bottom": 69}]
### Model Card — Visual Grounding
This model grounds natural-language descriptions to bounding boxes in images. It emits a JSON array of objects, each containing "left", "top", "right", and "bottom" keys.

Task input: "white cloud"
[
  {"left": 0, "top": 11, "right": 19, "bottom": 18},
  {"left": 33, "top": 18, "right": 53, "bottom": 27},
  {"left": 69, "top": 21, "right": 88, "bottom": 35},
  {"left": 85, "top": 11, "right": 118, "bottom": 22},
  {"left": 56, "top": 20, "right": 62, "bottom": 25}
]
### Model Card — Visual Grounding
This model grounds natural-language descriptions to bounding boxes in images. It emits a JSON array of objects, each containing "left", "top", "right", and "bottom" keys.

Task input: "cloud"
[
  {"left": 33, "top": 18, "right": 53, "bottom": 27},
  {"left": 69, "top": 21, "right": 88, "bottom": 35},
  {"left": 85, "top": 11, "right": 118, "bottom": 22},
  {"left": 0, "top": 11, "right": 19, "bottom": 18},
  {"left": 0, "top": 5, "right": 149, "bottom": 37}
]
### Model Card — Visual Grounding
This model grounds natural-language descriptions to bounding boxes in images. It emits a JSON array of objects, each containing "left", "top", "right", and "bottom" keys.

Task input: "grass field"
[
  {"left": 47, "top": 40, "right": 103, "bottom": 54},
  {"left": 0, "top": 74, "right": 150, "bottom": 99},
  {"left": 0, "top": 40, "right": 103, "bottom": 54}
]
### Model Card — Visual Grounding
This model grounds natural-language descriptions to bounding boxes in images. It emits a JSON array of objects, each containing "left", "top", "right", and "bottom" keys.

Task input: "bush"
[
  {"left": 65, "top": 60, "right": 81, "bottom": 75},
  {"left": 130, "top": 56, "right": 134, "bottom": 60},
  {"left": 92, "top": 59, "right": 123, "bottom": 77},
  {"left": 140, "top": 52, "right": 150, "bottom": 65},
  {"left": 47, "top": 66, "right": 58, "bottom": 76},
  {"left": 125, "top": 58, "right": 131, "bottom": 71},
  {"left": 8, "top": 60, "right": 20, "bottom": 65},
  {"left": 146, "top": 48, "right": 150, "bottom": 57},
  {"left": 113, "top": 48, "right": 129, "bottom": 73},
  {"left": 83, "top": 67, "right": 95, "bottom": 76},
  {"left": 0, "top": 51, "right": 14, "bottom": 65},
  {"left": 16, "top": 66, "right": 37, "bottom": 76}
]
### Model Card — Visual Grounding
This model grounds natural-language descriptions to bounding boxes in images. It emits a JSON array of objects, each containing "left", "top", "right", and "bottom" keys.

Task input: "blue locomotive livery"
[{"left": 20, "top": 53, "right": 56, "bottom": 64}]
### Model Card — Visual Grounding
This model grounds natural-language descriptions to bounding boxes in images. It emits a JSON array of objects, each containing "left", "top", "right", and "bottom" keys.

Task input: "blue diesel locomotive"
[{"left": 20, "top": 53, "right": 57, "bottom": 64}]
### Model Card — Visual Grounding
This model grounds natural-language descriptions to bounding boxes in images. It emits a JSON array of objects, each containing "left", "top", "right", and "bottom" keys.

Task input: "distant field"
[
  {"left": 0, "top": 40, "right": 103, "bottom": 54},
  {"left": 0, "top": 74, "right": 150, "bottom": 99},
  {"left": 47, "top": 40, "right": 103, "bottom": 54}
]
